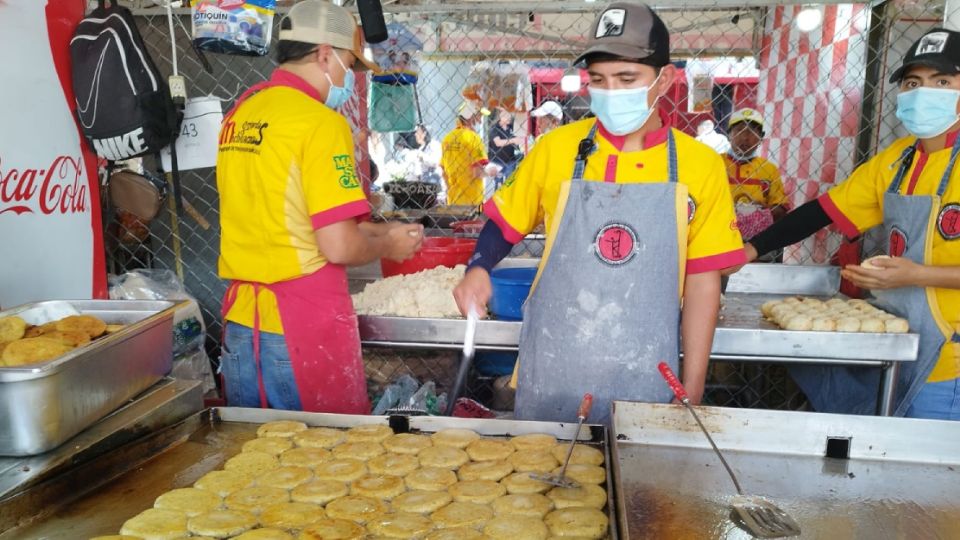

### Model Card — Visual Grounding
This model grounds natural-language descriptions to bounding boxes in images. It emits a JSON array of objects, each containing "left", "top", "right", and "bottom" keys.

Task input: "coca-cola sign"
[{"left": 0, "top": 155, "right": 88, "bottom": 216}]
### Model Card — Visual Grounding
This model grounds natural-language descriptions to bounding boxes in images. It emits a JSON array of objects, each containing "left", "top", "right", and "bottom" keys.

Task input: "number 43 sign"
[{"left": 161, "top": 97, "right": 223, "bottom": 172}]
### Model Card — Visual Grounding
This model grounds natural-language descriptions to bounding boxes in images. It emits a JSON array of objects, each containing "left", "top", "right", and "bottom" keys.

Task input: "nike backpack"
[{"left": 70, "top": 0, "right": 178, "bottom": 161}]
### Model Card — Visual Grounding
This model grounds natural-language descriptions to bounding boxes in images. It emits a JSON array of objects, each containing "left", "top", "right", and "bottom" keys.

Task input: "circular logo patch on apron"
[
  {"left": 687, "top": 195, "right": 697, "bottom": 223},
  {"left": 888, "top": 226, "right": 908, "bottom": 257},
  {"left": 937, "top": 203, "right": 960, "bottom": 240},
  {"left": 595, "top": 223, "right": 638, "bottom": 265}
]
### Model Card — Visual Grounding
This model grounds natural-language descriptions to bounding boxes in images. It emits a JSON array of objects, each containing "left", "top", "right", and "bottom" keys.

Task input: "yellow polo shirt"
[
  {"left": 821, "top": 132, "right": 960, "bottom": 382},
  {"left": 441, "top": 125, "right": 488, "bottom": 206},
  {"left": 484, "top": 112, "right": 745, "bottom": 277},
  {"left": 723, "top": 154, "right": 789, "bottom": 209},
  {"left": 217, "top": 70, "right": 370, "bottom": 334}
]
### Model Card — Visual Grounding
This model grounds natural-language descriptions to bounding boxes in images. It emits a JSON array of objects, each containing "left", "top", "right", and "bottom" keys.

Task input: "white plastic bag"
[{"left": 109, "top": 270, "right": 216, "bottom": 393}]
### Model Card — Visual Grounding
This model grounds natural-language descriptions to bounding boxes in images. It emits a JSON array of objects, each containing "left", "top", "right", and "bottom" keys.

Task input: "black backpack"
[{"left": 70, "top": 0, "right": 178, "bottom": 161}]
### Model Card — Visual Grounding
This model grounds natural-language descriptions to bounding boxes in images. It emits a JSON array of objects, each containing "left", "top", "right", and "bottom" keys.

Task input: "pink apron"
[{"left": 219, "top": 71, "right": 370, "bottom": 414}]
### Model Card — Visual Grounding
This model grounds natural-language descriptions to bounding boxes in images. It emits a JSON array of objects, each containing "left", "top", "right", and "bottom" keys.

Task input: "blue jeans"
[
  {"left": 905, "top": 378, "right": 960, "bottom": 420},
  {"left": 221, "top": 322, "right": 302, "bottom": 410},
  {"left": 493, "top": 160, "right": 519, "bottom": 190}
]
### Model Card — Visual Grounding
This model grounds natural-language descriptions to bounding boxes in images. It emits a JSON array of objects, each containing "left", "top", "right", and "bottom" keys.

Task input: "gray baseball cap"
[{"left": 574, "top": 2, "right": 670, "bottom": 68}]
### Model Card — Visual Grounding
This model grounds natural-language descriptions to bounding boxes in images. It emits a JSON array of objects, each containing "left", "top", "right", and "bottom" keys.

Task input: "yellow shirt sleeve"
[
  {"left": 467, "top": 130, "right": 488, "bottom": 166},
  {"left": 484, "top": 139, "right": 549, "bottom": 243},
  {"left": 765, "top": 164, "right": 789, "bottom": 208},
  {"left": 686, "top": 150, "right": 746, "bottom": 273},
  {"left": 302, "top": 116, "right": 370, "bottom": 229},
  {"left": 821, "top": 153, "right": 886, "bottom": 238}
]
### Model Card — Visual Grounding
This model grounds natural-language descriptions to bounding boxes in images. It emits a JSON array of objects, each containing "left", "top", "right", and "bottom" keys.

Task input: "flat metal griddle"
[
  {"left": 5, "top": 407, "right": 617, "bottom": 539},
  {"left": 611, "top": 401, "right": 960, "bottom": 539}
]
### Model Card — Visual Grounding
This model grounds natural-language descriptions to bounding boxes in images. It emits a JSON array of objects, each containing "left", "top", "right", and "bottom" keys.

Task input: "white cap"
[
  {"left": 729, "top": 108, "right": 765, "bottom": 131},
  {"left": 279, "top": 0, "right": 379, "bottom": 72},
  {"left": 530, "top": 100, "right": 563, "bottom": 120},
  {"left": 458, "top": 101, "right": 491, "bottom": 119}
]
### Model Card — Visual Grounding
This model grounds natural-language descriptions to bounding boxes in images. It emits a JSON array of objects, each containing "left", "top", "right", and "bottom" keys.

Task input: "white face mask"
[{"left": 728, "top": 148, "right": 758, "bottom": 162}]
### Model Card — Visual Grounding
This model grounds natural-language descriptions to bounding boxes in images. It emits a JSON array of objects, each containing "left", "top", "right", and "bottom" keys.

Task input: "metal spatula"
[
  {"left": 530, "top": 393, "right": 593, "bottom": 488},
  {"left": 446, "top": 309, "right": 478, "bottom": 415},
  {"left": 657, "top": 363, "right": 801, "bottom": 539}
]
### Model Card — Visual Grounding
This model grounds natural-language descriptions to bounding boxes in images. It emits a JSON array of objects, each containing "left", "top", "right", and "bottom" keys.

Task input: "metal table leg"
[{"left": 878, "top": 362, "right": 899, "bottom": 416}]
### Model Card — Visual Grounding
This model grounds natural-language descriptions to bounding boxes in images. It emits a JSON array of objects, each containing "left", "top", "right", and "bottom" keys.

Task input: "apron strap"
[
  {"left": 887, "top": 134, "right": 960, "bottom": 196},
  {"left": 936, "top": 133, "right": 960, "bottom": 197},
  {"left": 223, "top": 80, "right": 274, "bottom": 122},
  {"left": 571, "top": 123, "right": 677, "bottom": 183},
  {"left": 887, "top": 144, "right": 916, "bottom": 194},
  {"left": 221, "top": 280, "right": 270, "bottom": 409},
  {"left": 572, "top": 123, "right": 600, "bottom": 181},
  {"left": 667, "top": 131, "right": 678, "bottom": 183}
]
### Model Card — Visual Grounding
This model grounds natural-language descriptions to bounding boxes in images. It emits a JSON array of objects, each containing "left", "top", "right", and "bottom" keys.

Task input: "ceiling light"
[
  {"left": 561, "top": 67, "right": 581, "bottom": 93},
  {"left": 796, "top": 5, "right": 823, "bottom": 32}
]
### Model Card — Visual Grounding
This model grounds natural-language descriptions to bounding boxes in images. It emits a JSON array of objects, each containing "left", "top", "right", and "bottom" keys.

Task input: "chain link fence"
[{"left": 114, "top": 0, "right": 950, "bottom": 411}]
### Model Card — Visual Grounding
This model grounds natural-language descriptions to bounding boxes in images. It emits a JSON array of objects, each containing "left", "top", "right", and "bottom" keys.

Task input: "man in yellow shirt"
[
  {"left": 723, "top": 108, "right": 788, "bottom": 261},
  {"left": 743, "top": 28, "right": 960, "bottom": 419},
  {"left": 723, "top": 108, "right": 789, "bottom": 227},
  {"left": 454, "top": 2, "right": 744, "bottom": 423},
  {"left": 441, "top": 101, "right": 490, "bottom": 206},
  {"left": 217, "top": 1, "right": 422, "bottom": 413}
]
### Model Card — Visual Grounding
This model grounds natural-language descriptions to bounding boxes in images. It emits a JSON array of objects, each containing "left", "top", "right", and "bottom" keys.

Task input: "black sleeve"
[
  {"left": 750, "top": 198, "right": 836, "bottom": 257},
  {"left": 465, "top": 219, "right": 515, "bottom": 273}
]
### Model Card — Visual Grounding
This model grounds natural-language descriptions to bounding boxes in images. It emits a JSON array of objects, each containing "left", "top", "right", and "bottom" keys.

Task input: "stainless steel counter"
[
  {"left": 357, "top": 264, "right": 920, "bottom": 416},
  {"left": 610, "top": 401, "right": 960, "bottom": 539},
  {"left": 0, "top": 378, "right": 204, "bottom": 532}
]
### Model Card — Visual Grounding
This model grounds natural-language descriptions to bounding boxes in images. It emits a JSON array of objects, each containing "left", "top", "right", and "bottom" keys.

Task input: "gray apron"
[
  {"left": 791, "top": 137, "right": 960, "bottom": 416},
  {"left": 514, "top": 124, "right": 684, "bottom": 424}
]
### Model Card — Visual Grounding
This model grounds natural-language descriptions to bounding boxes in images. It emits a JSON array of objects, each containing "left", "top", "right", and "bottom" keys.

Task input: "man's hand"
[
  {"left": 453, "top": 267, "right": 492, "bottom": 316},
  {"left": 841, "top": 257, "right": 923, "bottom": 290},
  {"left": 384, "top": 224, "right": 423, "bottom": 262}
]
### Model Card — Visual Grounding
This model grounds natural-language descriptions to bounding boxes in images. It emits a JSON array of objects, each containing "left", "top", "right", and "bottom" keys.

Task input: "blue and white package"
[{"left": 192, "top": 0, "right": 275, "bottom": 57}]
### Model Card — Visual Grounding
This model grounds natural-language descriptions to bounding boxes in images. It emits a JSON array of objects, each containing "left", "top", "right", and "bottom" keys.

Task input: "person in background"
[
  {"left": 453, "top": 2, "right": 744, "bottom": 423},
  {"left": 488, "top": 108, "right": 524, "bottom": 188},
  {"left": 722, "top": 108, "right": 789, "bottom": 257},
  {"left": 412, "top": 124, "right": 444, "bottom": 185},
  {"left": 441, "top": 101, "right": 491, "bottom": 206},
  {"left": 530, "top": 100, "right": 564, "bottom": 141},
  {"left": 217, "top": 0, "right": 422, "bottom": 414},
  {"left": 695, "top": 119, "right": 731, "bottom": 154},
  {"left": 738, "top": 28, "right": 960, "bottom": 420}
]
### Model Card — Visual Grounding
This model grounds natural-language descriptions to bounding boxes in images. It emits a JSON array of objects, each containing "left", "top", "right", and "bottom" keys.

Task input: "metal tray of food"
[
  {"left": 358, "top": 263, "right": 919, "bottom": 362},
  {"left": 0, "top": 300, "right": 178, "bottom": 456},
  {"left": 610, "top": 400, "right": 960, "bottom": 539},
  {"left": 5, "top": 407, "right": 617, "bottom": 539}
]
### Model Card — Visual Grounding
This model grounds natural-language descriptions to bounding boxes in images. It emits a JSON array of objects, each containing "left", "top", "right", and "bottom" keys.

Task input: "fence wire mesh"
[{"left": 112, "top": 0, "right": 950, "bottom": 412}]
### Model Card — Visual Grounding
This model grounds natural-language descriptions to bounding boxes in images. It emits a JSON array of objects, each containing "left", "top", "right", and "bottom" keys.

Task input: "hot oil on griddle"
[{"left": 618, "top": 444, "right": 960, "bottom": 539}]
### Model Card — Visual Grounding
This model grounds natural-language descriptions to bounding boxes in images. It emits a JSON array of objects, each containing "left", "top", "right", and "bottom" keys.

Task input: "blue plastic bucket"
[
  {"left": 489, "top": 266, "right": 537, "bottom": 321},
  {"left": 475, "top": 351, "right": 519, "bottom": 376}
]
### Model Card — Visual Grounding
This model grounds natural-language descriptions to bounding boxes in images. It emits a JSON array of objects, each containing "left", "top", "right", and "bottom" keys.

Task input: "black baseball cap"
[
  {"left": 574, "top": 2, "right": 670, "bottom": 68},
  {"left": 889, "top": 28, "right": 960, "bottom": 83}
]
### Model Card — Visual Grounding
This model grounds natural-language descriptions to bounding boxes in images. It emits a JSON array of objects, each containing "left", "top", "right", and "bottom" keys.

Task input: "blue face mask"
[
  {"left": 325, "top": 53, "right": 355, "bottom": 109},
  {"left": 588, "top": 75, "right": 660, "bottom": 136},
  {"left": 895, "top": 87, "right": 960, "bottom": 139}
]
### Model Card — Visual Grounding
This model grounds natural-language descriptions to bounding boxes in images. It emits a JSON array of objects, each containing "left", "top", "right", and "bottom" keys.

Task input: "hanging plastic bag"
[
  {"left": 369, "top": 83, "right": 417, "bottom": 133},
  {"left": 370, "top": 23, "right": 424, "bottom": 85},
  {"left": 462, "top": 61, "right": 532, "bottom": 113},
  {"left": 192, "top": 0, "right": 276, "bottom": 57}
]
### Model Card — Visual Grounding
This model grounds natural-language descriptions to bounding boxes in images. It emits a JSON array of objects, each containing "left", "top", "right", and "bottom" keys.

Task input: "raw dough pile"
[
  {"left": 113, "top": 425, "right": 610, "bottom": 539},
  {"left": 761, "top": 297, "right": 909, "bottom": 334},
  {"left": 352, "top": 265, "right": 465, "bottom": 318}
]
